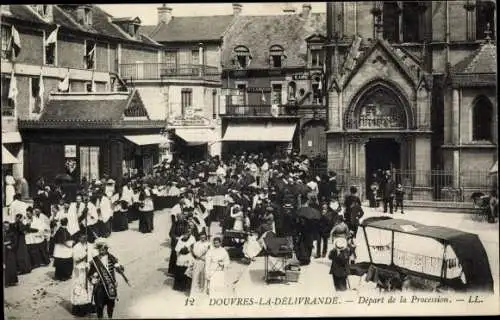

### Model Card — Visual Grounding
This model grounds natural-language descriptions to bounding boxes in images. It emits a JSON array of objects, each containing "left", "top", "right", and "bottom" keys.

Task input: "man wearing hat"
[
  {"left": 89, "top": 238, "right": 124, "bottom": 319},
  {"left": 328, "top": 238, "right": 351, "bottom": 292}
]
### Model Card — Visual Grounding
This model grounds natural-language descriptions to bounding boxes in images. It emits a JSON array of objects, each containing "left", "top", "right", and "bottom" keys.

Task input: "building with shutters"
[
  {"left": 219, "top": 4, "right": 329, "bottom": 160},
  {"left": 1, "top": 4, "right": 166, "bottom": 199},
  {"left": 323, "top": 1, "right": 496, "bottom": 201}
]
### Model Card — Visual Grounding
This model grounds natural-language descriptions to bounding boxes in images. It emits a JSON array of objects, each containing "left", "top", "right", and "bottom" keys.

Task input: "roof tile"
[
  {"left": 151, "top": 15, "right": 235, "bottom": 42},
  {"left": 452, "top": 43, "right": 497, "bottom": 74}
]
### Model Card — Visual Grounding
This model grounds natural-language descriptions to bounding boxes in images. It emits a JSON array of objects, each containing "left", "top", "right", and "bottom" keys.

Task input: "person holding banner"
[{"left": 89, "top": 238, "right": 124, "bottom": 319}]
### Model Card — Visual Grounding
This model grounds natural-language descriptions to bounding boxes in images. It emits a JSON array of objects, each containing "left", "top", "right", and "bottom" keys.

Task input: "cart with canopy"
[{"left": 351, "top": 217, "right": 494, "bottom": 293}]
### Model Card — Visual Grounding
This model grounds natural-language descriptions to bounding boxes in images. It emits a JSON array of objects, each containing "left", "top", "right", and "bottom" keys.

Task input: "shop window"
[
  {"left": 85, "top": 40, "right": 96, "bottom": 70},
  {"left": 79, "top": 146, "right": 100, "bottom": 181},
  {"left": 1, "top": 75, "right": 15, "bottom": 117},
  {"left": 271, "top": 83, "right": 282, "bottom": 105},
  {"left": 1, "top": 24, "right": 11, "bottom": 60},
  {"left": 212, "top": 89, "right": 217, "bottom": 119},
  {"left": 236, "top": 83, "right": 247, "bottom": 105},
  {"left": 233, "top": 46, "right": 251, "bottom": 69},
  {"left": 269, "top": 45, "right": 285, "bottom": 68},
  {"left": 30, "top": 77, "right": 42, "bottom": 114},
  {"left": 472, "top": 96, "right": 493, "bottom": 141},
  {"left": 310, "top": 49, "right": 324, "bottom": 68},
  {"left": 288, "top": 81, "right": 297, "bottom": 100},
  {"left": 476, "top": 1, "right": 495, "bottom": 40},
  {"left": 383, "top": 2, "right": 400, "bottom": 43},
  {"left": 181, "top": 88, "right": 192, "bottom": 116}
]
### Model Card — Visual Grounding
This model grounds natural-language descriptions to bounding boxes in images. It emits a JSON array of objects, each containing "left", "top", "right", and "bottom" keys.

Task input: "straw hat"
[{"left": 335, "top": 238, "right": 347, "bottom": 250}]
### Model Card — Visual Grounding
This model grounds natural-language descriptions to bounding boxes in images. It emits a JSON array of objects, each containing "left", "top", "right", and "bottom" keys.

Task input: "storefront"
[{"left": 18, "top": 91, "right": 167, "bottom": 193}]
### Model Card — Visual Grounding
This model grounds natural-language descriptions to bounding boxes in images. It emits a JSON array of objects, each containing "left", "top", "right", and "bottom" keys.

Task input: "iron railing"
[
  {"left": 119, "top": 63, "right": 220, "bottom": 81},
  {"left": 222, "top": 104, "right": 327, "bottom": 117}
]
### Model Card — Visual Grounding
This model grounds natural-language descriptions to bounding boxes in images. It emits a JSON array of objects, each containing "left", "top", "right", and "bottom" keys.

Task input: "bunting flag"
[
  {"left": 8, "top": 69, "right": 18, "bottom": 105},
  {"left": 45, "top": 25, "right": 59, "bottom": 45},
  {"left": 10, "top": 25, "right": 21, "bottom": 58},
  {"left": 39, "top": 68, "right": 45, "bottom": 111},
  {"left": 260, "top": 90, "right": 266, "bottom": 103},
  {"left": 58, "top": 69, "right": 70, "bottom": 92}
]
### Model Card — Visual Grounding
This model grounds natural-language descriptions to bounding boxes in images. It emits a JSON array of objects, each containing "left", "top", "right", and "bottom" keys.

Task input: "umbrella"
[
  {"left": 55, "top": 173, "right": 74, "bottom": 183},
  {"left": 297, "top": 206, "right": 322, "bottom": 221}
]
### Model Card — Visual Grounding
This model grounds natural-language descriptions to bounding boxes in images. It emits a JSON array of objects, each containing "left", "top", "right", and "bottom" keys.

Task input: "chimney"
[
  {"left": 301, "top": 3, "right": 311, "bottom": 18},
  {"left": 283, "top": 4, "right": 296, "bottom": 14},
  {"left": 157, "top": 4, "right": 173, "bottom": 25},
  {"left": 232, "top": 3, "right": 242, "bottom": 16}
]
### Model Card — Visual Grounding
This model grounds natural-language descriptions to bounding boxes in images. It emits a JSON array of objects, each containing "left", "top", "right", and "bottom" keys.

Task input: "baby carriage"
[{"left": 471, "top": 192, "right": 490, "bottom": 222}]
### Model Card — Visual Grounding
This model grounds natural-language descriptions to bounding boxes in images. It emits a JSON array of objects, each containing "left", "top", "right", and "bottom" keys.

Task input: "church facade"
[{"left": 324, "top": 1, "right": 496, "bottom": 200}]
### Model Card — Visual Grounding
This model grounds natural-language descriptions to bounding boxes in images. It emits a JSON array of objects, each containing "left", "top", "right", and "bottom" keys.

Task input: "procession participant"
[
  {"left": 382, "top": 171, "right": 396, "bottom": 214},
  {"left": 260, "top": 158, "right": 270, "bottom": 189},
  {"left": 112, "top": 200, "right": 129, "bottom": 232},
  {"left": 5, "top": 174, "right": 16, "bottom": 207},
  {"left": 53, "top": 218, "right": 74, "bottom": 281},
  {"left": 71, "top": 194, "right": 86, "bottom": 240},
  {"left": 56, "top": 198, "right": 81, "bottom": 239},
  {"left": 189, "top": 232, "right": 210, "bottom": 297},
  {"left": 369, "top": 173, "right": 380, "bottom": 208},
  {"left": 129, "top": 185, "right": 141, "bottom": 222},
  {"left": 104, "top": 179, "right": 115, "bottom": 198},
  {"left": 328, "top": 238, "right": 351, "bottom": 292},
  {"left": 88, "top": 238, "right": 125, "bottom": 319},
  {"left": 81, "top": 194, "right": 100, "bottom": 243},
  {"left": 96, "top": 190, "right": 113, "bottom": 238},
  {"left": 7, "top": 193, "right": 27, "bottom": 223},
  {"left": 347, "top": 201, "right": 364, "bottom": 238},
  {"left": 138, "top": 183, "right": 155, "bottom": 233},
  {"left": 120, "top": 181, "right": 134, "bottom": 207},
  {"left": 13, "top": 213, "right": 32, "bottom": 274},
  {"left": 230, "top": 204, "right": 245, "bottom": 232},
  {"left": 71, "top": 234, "right": 94, "bottom": 317},
  {"left": 4, "top": 219, "right": 19, "bottom": 286},
  {"left": 205, "top": 236, "right": 230, "bottom": 296},
  {"left": 173, "top": 227, "right": 196, "bottom": 292},
  {"left": 27, "top": 207, "right": 51, "bottom": 268},
  {"left": 343, "top": 186, "right": 361, "bottom": 227},
  {"left": 327, "top": 171, "right": 338, "bottom": 201},
  {"left": 168, "top": 203, "right": 189, "bottom": 276},
  {"left": 315, "top": 203, "right": 336, "bottom": 259}
]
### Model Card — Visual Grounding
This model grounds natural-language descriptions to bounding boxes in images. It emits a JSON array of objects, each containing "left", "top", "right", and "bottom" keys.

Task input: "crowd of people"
[{"left": 4, "top": 150, "right": 374, "bottom": 318}]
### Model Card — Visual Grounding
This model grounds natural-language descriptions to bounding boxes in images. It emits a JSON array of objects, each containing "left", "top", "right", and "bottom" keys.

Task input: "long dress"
[
  {"left": 205, "top": 246, "right": 230, "bottom": 296},
  {"left": 53, "top": 226, "right": 74, "bottom": 281},
  {"left": 4, "top": 225, "right": 19, "bottom": 286},
  {"left": 168, "top": 215, "right": 188, "bottom": 275},
  {"left": 71, "top": 242, "right": 94, "bottom": 316},
  {"left": 230, "top": 209, "right": 244, "bottom": 232},
  {"left": 139, "top": 190, "right": 155, "bottom": 233},
  {"left": 14, "top": 220, "right": 32, "bottom": 274},
  {"left": 173, "top": 235, "right": 196, "bottom": 292},
  {"left": 96, "top": 196, "right": 112, "bottom": 238},
  {"left": 190, "top": 240, "right": 210, "bottom": 296}
]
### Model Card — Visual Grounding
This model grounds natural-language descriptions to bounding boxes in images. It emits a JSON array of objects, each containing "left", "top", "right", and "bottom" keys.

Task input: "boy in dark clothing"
[{"left": 394, "top": 184, "right": 405, "bottom": 214}]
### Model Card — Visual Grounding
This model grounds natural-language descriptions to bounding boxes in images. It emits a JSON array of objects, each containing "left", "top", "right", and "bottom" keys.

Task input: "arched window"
[
  {"left": 288, "top": 81, "right": 297, "bottom": 100},
  {"left": 269, "top": 45, "right": 285, "bottom": 68},
  {"left": 402, "top": 2, "right": 426, "bottom": 43},
  {"left": 476, "top": 1, "right": 495, "bottom": 40},
  {"left": 472, "top": 96, "right": 493, "bottom": 141},
  {"left": 233, "top": 46, "right": 251, "bottom": 69}
]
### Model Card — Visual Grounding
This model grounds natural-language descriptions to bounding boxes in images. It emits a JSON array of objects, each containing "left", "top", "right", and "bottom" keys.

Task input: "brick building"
[
  {"left": 1, "top": 4, "right": 166, "bottom": 198},
  {"left": 323, "top": 1, "right": 497, "bottom": 200}
]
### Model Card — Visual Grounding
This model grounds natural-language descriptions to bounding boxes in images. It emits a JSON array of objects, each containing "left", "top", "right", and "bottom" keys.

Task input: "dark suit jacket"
[
  {"left": 328, "top": 248, "right": 350, "bottom": 276},
  {"left": 382, "top": 178, "right": 396, "bottom": 198}
]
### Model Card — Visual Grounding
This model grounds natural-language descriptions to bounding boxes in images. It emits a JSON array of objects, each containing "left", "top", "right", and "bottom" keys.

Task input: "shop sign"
[
  {"left": 65, "top": 145, "right": 77, "bottom": 158},
  {"left": 247, "top": 87, "right": 272, "bottom": 93},
  {"left": 292, "top": 73, "right": 309, "bottom": 81}
]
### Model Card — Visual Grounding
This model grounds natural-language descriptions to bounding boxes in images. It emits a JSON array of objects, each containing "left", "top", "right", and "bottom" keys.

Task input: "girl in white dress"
[{"left": 205, "top": 237, "right": 230, "bottom": 296}]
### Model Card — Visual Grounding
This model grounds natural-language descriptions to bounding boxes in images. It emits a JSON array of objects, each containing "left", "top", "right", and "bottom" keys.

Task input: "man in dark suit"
[
  {"left": 329, "top": 238, "right": 351, "bottom": 291},
  {"left": 382, "top": 171, "right": 396, "bottom": 214},
  {"left": 327, "top": 171, "right": 338, "bottom": 201}
]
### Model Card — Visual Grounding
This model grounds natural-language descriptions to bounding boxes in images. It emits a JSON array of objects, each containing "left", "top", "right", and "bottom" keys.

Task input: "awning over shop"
[
  {"left": 222, "top": 123, "right": 296, "bottom": 142},
  {"left": 2, "top": 145, "right": 19, "bottom": 164},
  {"left": 175, "top": 129, "right": 214, "bottom": 146},
  {"left": 124, "top": 134, "right": 171, "bottom": 146},
  {"left": 2, "top": 131, "right": 22, "bottom": 144}
]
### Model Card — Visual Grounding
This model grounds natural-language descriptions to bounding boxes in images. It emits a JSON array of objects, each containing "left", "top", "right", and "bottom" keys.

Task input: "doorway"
[{"left": 365, "top": 138, "right": 400, "bottom": 193}]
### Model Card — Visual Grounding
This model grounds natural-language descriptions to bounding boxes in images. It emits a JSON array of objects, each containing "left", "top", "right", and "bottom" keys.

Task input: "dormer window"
[
  {"left": 233, "top": 46, "right": 251, "bottom": 69},
  {"left": 269, "top": 45, "right": 285, "bottom": 68},
  {"left": 310, "top": 49, "right": 324, "bottom": 68},
  {"left": 306, "top": 34, "right": 326, "bottom": 69},
  {"left": 33, "top": 5, "right": 50, "bottom": 18},
  {"left": 83, "top": 8, "right": 93, "bottom": 25},
  {"left": 85, "top": 40, "right": 96, "bottom": 70}
]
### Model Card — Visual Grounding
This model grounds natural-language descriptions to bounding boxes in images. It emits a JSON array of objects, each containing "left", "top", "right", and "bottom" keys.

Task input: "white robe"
[
  {"left": 71, "top": 242, "right": 94, "bottom": 306},
  {"left": 205, "top": 247, "right": 230, "bottom": 296},
  {"left": 56, "top": 209, "right": 80, "bottom": 236},
  {"left": 7, "top": 199, "right": 27, "bottom": 223},
  {"left": 97, "top": 196, "right": 112, "bottom": 223},
  {"left": 121, "top": 186, "right": 134, "bottom": 205}
]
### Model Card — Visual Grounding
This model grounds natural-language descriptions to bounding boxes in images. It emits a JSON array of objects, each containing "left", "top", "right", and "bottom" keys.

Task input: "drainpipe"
[{"left": 445, "top": 1, "right": 450, "bottom": 73}]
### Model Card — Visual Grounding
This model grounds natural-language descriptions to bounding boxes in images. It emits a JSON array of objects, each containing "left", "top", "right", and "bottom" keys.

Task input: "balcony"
[
  {"left": 119, "top": 63, "right": 220, "bottom": 82},
  {"left": 221, "top": 104, "right": 326, "bottom": 119}
]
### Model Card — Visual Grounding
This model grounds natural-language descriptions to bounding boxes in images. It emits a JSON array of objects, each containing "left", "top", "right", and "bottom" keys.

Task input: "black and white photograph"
[{"left": 1, "top": 2, "right": 498, "bottom": 318}]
